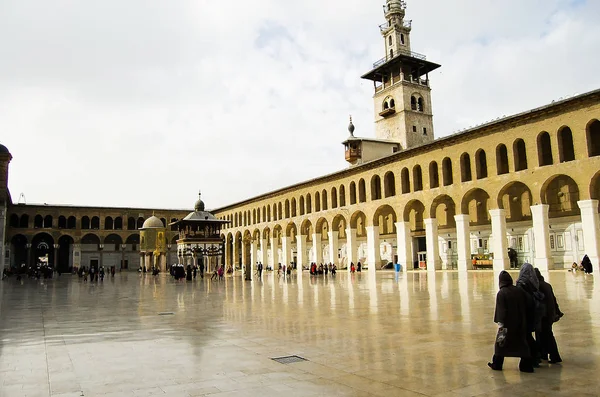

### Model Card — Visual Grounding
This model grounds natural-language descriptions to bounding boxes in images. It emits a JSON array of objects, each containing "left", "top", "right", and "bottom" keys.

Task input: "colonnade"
[{"left": 226, "top": 200, "right": 600, "bottom": 280}]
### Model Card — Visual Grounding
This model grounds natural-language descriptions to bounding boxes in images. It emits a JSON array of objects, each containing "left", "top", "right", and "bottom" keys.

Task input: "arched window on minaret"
[
  {"left": 411, "top": 96, "right": 417, "bottom": 111},
  {"left": 417, "top": 98, "right": 424, "bottom": 112},
  {"left": 390, "top": 99, "right": 395, "bottom": 108},
  {"left": 389, "top": 49, "right": 394, "bottom": 60},
  {"left": 388, "top": 36, "right": 392, "bottom": 46}
]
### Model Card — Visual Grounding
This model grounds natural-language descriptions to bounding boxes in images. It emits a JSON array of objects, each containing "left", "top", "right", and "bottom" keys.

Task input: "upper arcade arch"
[
  {"left": 541, "top": 174, "right": 581, "bottom": 218},
  {"left": 461, "top": 188, "right": 491, "bottom": 226},
  {"left": 430, "top": 195, "right": 456, "bottom": 229},
  {"left": 497, "top": 181, "right": 533, "bottom": 222}
]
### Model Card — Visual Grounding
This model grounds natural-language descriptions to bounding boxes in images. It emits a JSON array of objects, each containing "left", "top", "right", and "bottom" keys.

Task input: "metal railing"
[
  {"left": 379, "top": 20, "right": 412, "bottom": 32},
  {"left": 372, "top": 49, "right": 426, "bottom": 68}
]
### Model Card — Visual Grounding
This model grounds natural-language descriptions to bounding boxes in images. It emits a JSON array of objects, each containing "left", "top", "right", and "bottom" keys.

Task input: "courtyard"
[{"left": 0, "top": 270, "right": 599, "bottom": 397}]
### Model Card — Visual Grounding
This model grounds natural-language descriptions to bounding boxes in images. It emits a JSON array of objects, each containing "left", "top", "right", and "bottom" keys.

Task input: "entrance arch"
[
  {"left": 31, "top": 233, "right": 55, "bottom": 267},
  {"left": 10, "top": 234, "right": 28, "bottom": 268},
  {"left": 541, "top": 175, "right": 581, "bottom": 218},
  {"left": 498, "top": 182, "right": 533, "bottom": 222}
]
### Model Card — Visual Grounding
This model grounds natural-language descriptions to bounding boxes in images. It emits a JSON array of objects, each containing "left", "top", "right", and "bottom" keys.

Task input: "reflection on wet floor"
[{"left": 0, "top": 270, "right": 599, "bottom": 396}]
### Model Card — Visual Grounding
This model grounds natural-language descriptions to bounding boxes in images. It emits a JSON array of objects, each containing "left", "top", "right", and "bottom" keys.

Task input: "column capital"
[
  {"left": 489, "top": 208, "right": 506, "bottom": 218},
  {"left": 424, "top": 218, "right": 438, "bottom": 226},
  {"left": 578, "top": 199, "right": 599, "bottom": 210},
  {"left": 454, "top": 214, "right": 470, "bottom": 223}
]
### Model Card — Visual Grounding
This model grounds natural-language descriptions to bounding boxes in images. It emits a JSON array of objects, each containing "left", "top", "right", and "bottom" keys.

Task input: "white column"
[
  {"left": 454, "top": 215, "right": 471, "bottom": 272},
  {"left": 530, "top": 204, "right": 554, "bottom": 271},
  {"left": 578, "top": 200, "right": 600, "bottom": 271},
  {"left": 312, "top": 233, "right": 322, "bottom": 264},
  {"left": 366, "top": 226, "right": 380, "bottom": 275},
  {"left": 328, "top": 231, "right": 339, "bottom": 266},
  {"left": 270, "top": 236, "right": 278, "bottom": 268},
  {"left": 282, "top": 236, "right": 290, "bottom": 269},
  {"left": 249, "top": 241, "right": 257, "bottom": 280},
  {"left": 260, "top": 238, "right": 268, "bottom": 268},
  {"left": 232, "top": 239, "right": 239, "bottom": 269},
  {"left": 345, "top": 228, "right": 357, "bottom": 272},
  {"left": 424, "top": 218, "right": 440, "bottom": 271},
  {"left": 241, "top": 240, "right": 248, "bottom": 272},
  {"left": 395, "top": 222, "right": 412, "bottom": 272},
  {"left": 489, "top": 209, "right": 509, "bottom": 271},
  {"left": 296, "top": 235, "right": 307, "bottom": 272}
]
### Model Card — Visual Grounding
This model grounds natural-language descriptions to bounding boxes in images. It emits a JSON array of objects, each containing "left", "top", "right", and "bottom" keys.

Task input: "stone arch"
[
  {"left": 10, "top": 234, "right": 28, "bottom": 267},
  {"left": 57, "top": 235, "right": 75, "bottom": 272},
  {"left": 126, "top": 234, "right": 140, "bottom": 245},
  {"left": 285, "top": 222, "right": 298, "bottom": 240},
  {"left": 350, "top": 211, "right": 367, "bottom": 236},
  {"left": 105, "top": 216, "right": 114, "bottom": 230},
  {"left": 331, "top": 187, "right": 338, "bottom": 208},
  {"left": 430, "top": 195, "right": 457, "bottom": 229},
  {"left": 537, "top": 131, "right": 553, "bottom": 166},
  {"left": 475, "top": 149, "right": 488, "bottom": 179},
  {"left": 315, "top": 217, "right": 329, "bottom": 239},
  {"left": 413, "top": 165, "right": 423, "bottom": 191},
  {"left": 31, "top": 232, "right": 55, "bottom": 265},
  {"left": 461, "top": 188, "right": 491, "bottom": 226},
  {"left": 273, "top": 224, "right": 283, "bottom": 240},
  {"left": 33, "top": 215, "right": 44, "bottom": 228},
  {"left": 460, "top": 153, "right": 472, "bottom": 182},
  {"left": 285, "top": 200, "right": 290, "bottom": 218},
  {"left": 104, "top": 233, "right": 123, "bottom": 246},
  {"left": 315, "top": 191, "right": 321, "bottom": 212},
  {"left": 135, "top": 217, "right": 143, "bottom": 229},
  {"left": 300, "top": 219, "right": 313, "bottom": 239},
  {"left": 557, "top": 126, "right": 575, "bottom": 163},
  {"left": 587, "top": 119, "right": 600, "bottom": 157},
  {"left": 590, "top": 171, "right": 600, "bottom": 212},
  {"left": 81, "top": 233, "right": 101, "bottom": 245},
  {"left": 497, "top": 181, "right": 533, "bottom": 222},
  {"left": 401, "top": 167, "right": 410, "bottom": 193},
  {"left": 513, "top": 139, "right": 528, "bottom": 171},
  {"left": 384, "top": 171, "right": 396, "bottom": 197},
  {"left": 332, "top": 214, "right": 347, "bottom": 238},
  {"left": 252, "top": 209, "right": 257, "bottom": 224},
  {"left": 541, "top": 174, "right": 581, "bottom": 218},
  {"left": 496, "top": 144, "right": 509, "bottom": 175},
  {"left": 262, "top": 227, "right": 271, "bottom": 240},
  {"left": 403, "top": 200, "right": 425, "bottom": 232},
  {"left": 358, "top": 179, "right": 367, "bottom": 202},
  {"left": 371, "top": 175, "right": 382, "bottom": 200},
  {"left": 127, "top": 217, "right": 136, "bottom": 230},
  {"left": 114, "top": 217, "right": 123, "bottom": 230},
  {"left": 339, "top": 184, "right": 347, "bottom": 206},
  {"left": 442, "top": 157, "right": 453, "bottom": 186},
  {"left": 19, "top": 214, "right": 29, "bottom": 228},
  {"left": 306, "top": 193, "right": 312, "bottom": 214},
  {"left": 58, "top": 215, "right": 67, "bottom": 229},
  {"left": 278, "top": 202, "right": 283, "bottom": 220},
  {"left": 349, "top": 181, "right": 357, "bottom": 204},
  {"left": 373, "top": 205, "right": 397, "bottom": 235}
]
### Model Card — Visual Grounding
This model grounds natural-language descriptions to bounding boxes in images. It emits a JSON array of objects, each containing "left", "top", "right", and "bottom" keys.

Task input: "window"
[
  {"left": 429, "top": 162, "right": 439, "bottom": 188},
  {"left": 388, "top": 36, "right": 392, "bottom": 46},
  {"left": 461, "top": 153, "right": 472, "bottom": 182},
  {"left": 442, "top": 158, "right": 453, "bottom": 186},
  {"left": 339, "top": 185, "right": 346, "bottom": 207},
  {"left": 496, "top": 144, "right": 509, "bottom": 175},
  {"left": 413, "top": 126, "right": 417, "bottom": 132},
  {"left": 475, "top": 149, "right": 488, "bottom": 179},
  {"left": 371, "top": 175, "right": 382, "bottom": 200},
  {"left": 384, "top": 172, "right": 396, "bottom": 197},
  {"left": 423, "top": 127, "right": 427, "bottom": 136},
  {"left": 587, "top": 120, "right": 600, "bottom": 157},
  {"left": 413, "top": 165, "right": 423, "bottom": 191},
  {"left": 350, "top": 182, "right": 357, "bottom": 205},
  {"left": 411, "top": 96, "right": 417, "bottom": 111},
  {"left": 514, "top": 139, "right": 528, "bottom": 171},
  {"left": 417, "top": 98, "right": 424, "bottom": 112},
  {"left": 400, "top": 34, "right": 405, "bottom": 44},
  {"left": 401, "top": 168, "right": 410, "bottom": 193},
  {"left": 537, "top": 132, "right": 553, "bottom": 166},
  {"left": 558, "top": 127, "right": 575, "bottom": 163},
  {"left": 358, "top": 179, "right": 367, "bottom": 203}
]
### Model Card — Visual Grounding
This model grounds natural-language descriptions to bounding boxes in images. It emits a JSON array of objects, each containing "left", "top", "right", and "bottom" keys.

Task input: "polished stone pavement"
[{"left": 0, "top": 270, "right": 599, "bottom": 397}]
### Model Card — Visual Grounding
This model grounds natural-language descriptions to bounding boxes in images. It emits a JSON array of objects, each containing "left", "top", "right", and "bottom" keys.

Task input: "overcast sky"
[{"left": 1, "top": 0, "right": 599, "bottom": 210}]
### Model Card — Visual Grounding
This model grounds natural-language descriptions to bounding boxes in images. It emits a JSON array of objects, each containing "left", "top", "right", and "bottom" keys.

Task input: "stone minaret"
[
  {"left": 0, "top": 144, "right": 12, "bottom": 270},
  {"left": 361, "top": 0, "right": 441, "bottom": 150}
]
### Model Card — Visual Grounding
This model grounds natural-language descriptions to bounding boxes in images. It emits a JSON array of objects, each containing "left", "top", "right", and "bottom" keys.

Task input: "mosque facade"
[{"left": 1, "top": 1, "right": 599, "bottom": 277}]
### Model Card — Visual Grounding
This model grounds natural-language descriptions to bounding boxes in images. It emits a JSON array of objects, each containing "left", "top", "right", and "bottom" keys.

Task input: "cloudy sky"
[{"left": 1, "top": 0, "right": 599, "bottom": 210}]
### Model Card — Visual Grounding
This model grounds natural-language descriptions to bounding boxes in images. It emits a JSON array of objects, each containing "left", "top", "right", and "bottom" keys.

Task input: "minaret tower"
[{"left": 361, "top": 0, "right": 441, "bottom": 150}]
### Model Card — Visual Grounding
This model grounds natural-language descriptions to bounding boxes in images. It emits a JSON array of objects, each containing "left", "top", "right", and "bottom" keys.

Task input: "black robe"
[{"left": 494, "top": 272, "right": 530, "bottom": 358}]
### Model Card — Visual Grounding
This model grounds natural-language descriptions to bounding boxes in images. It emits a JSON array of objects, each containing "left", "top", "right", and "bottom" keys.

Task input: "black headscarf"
[
  {"left": 517, "top": 263, "right": 539, "bottom": 291},
  {"left": 534, "top": 267, "right": 544, "bottom": 282},
  {"left": 499, "top": 270, "right": 513, "bottom": 289}
]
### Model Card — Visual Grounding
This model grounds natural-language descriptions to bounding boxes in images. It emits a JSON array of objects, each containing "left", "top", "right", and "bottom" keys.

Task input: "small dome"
[
  {"left": 0, "top": 144, "right": 9, "bottom": 154},
  {"left": 194, "top": 193, "right": 205, "bottom": 212},
  {"left": 142, "top": 216, "right": 164, "bottom": 229}
]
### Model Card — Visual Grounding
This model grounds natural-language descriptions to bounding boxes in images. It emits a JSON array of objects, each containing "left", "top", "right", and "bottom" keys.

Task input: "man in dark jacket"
[
  {"left": 488, "top": 271, "right": 533, "bottom": 372},
  {"left": 534, "top": 268, "right": 563, "bottom": 364}
]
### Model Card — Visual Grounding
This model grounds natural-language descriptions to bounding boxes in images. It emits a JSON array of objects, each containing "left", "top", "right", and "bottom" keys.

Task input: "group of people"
[
  {"left": 490, "top": 263, "right": 564, "bottom": 373},
  {"left": 3, "top": 263, "right": 55, "bottom": 281},
  {"left": 349, "top": 262, "right": 362, "bottom": 273},
  {"left": 78, "top": 265, "right": 111, "bottom": 282},
  {"left": 169, "top": 263, "right": 226, "bottom": 282},
  {"left": 309, "top": 263, "right": 337, "bottom": 276}
]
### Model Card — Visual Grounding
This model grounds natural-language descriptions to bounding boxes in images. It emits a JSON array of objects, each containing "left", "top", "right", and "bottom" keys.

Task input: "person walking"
[
  {"left": 534, "top": 268, "right": 563, "bottom": 364},
  {"left": 488, "top": 271, "right": 533, "bottom": 372},
  {"left": 516, "top": 263, "right": 544, "bottom": 367},
  {"left": 258, "top": 262, "right": 263, "bottom": 278}
]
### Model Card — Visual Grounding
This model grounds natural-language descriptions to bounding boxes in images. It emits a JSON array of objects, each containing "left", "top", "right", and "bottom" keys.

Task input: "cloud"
[{"left": 1, "top": 0, "right": 599, "bottom": 209}]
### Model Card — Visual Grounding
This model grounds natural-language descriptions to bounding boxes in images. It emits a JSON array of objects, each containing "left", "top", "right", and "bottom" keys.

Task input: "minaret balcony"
[
  {"left": 379, "top": 107, "right": 396, "bottom": 118},
  {"left": 373, "top": 49, "right": 426, "bottom": 68},
  {"left": 345, "top": 148, "right": 362, "bottom": 162},
  {"left": 379, "top": 20, "right": 412, "bottom": 33}
]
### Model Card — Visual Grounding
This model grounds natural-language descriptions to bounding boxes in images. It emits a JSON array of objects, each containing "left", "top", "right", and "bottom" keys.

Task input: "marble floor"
[{"left": 0, "top": 270, "right": 599, "bottom": 397}]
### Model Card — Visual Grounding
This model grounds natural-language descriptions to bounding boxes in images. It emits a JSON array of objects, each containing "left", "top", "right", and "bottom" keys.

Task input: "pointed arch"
[
  {"left": 537, "top": 131, "right": 553, "bottom": 166},
  {"left": 339, "top": 184, "right": 346, "bottom": 207},
  {"left": 315, "top": 191, "right": 321, "bottom": 212},
  {"left": 587, "top": 119, "right": 600, "bottom": 157},
  {"left": 331, "top": 187, "right": 338, "bottom": 208},
  {"left": 442, "top": 157, "right": 453, "bottom": 186},
  {"left": 413, "top": 165, "right": 423, "bottom": 191},
  {"left": 350, "top": 182, "right": 357, "bottom": 205},
  {"left": 475, "top": 149, "right": 488, "bottom": 179},
  {"left": 513, "top": 139, "right": 528, "bottom": 171},
  {"left": 460, "top": 153, "right": 472, "bottom": 182},
  {"left": 358, "top": 179, "right": 366, "bottom": 202},
  {"left": 401, "top": 168, "right": 410, "bottom": 193}
]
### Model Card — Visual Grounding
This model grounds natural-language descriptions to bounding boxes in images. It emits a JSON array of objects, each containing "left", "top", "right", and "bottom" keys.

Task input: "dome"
[
  {"left": 141, "top": 216, "right": 164, "bottom": 229},
  {"left": 194, "top": 193, "right": 205, "bottom": 212},
  {"left": 0, "top": 144, "right": 9, "bottom": 154}
]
